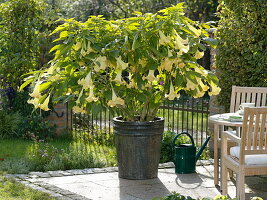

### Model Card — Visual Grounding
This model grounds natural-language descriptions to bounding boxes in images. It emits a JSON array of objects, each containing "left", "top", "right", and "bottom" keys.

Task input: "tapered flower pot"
[{"left": 113, "top": 116, "right": 164, "bottom": 180}]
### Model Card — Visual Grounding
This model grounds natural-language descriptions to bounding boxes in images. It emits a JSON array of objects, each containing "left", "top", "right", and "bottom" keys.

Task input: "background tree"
[
  {"left": 0, "top": 0, "right": 54, "bottom": 90},
  {"left": 52, "top": 0, "right": 218, "bottom": 22},
  {"left": 215, "top": 0, "right": 267, "bottom": 111}
]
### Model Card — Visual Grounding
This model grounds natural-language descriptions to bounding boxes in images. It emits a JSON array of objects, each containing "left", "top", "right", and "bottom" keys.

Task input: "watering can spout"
[{"left": 195, "top": 136, "right": 211, "bottom": 161}]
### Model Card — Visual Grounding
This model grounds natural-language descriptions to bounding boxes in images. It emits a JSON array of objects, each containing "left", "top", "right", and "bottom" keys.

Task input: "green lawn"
[
  {"left": 0, "top": 138, "right": 116, "bottom": 174},
  {"left": 0, "top": 174, "right": 55, "bottom": 200}
]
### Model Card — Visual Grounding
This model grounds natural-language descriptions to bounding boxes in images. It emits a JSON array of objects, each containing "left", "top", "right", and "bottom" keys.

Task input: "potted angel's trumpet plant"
[{"left": 21, "top": 3, "right": 220, "bottom": 179}]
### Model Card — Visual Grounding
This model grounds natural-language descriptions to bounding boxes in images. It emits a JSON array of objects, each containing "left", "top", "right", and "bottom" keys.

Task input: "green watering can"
[{"left": 172, "top": 132, "right": 211, "bottom": 174}]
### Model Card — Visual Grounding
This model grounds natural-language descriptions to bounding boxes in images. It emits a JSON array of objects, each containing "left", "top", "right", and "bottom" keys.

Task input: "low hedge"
[{"left": 215, "top": 0, "right": 267, "bottom": 111}]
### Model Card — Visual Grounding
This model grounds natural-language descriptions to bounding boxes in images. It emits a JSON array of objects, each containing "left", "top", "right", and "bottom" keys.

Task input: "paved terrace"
[{"left": 8, "top": 161, "right": 267, "bottom": 200}]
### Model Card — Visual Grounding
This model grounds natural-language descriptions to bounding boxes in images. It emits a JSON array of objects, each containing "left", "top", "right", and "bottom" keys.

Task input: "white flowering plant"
[{"left": 21, "top": 3, "right": 220, "bottom": 122}]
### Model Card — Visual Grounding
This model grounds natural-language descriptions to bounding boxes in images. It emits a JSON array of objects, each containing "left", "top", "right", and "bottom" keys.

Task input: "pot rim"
[{"left": 113, "top": 116, "right": 164, "bottom": 125}]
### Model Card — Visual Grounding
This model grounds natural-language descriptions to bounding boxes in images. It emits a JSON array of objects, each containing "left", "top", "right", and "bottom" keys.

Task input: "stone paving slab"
[{"left": 8, "top": 162, "right": 267, "bottom": 200}]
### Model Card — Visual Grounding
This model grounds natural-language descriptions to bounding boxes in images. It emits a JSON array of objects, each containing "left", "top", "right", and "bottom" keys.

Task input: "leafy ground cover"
[
  {"left": 0, "top": 138, "right": 116, "bottom": 174},
  {"left": 0, "top": 174, "right": 55, "bottom": 200},
  {"left": 152, "top": 192, "right": 263, "bottom": 200}
]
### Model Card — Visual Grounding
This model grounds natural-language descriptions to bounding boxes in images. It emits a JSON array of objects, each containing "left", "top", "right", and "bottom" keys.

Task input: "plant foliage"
[
  {"left": 22, "top": 4, "right": 220, "bottom": 122},
  {"left": 0, "top": 0, "right": 54, "bottom": 89},
  {"left": 215, "top": 0, "right": 267, "bottom": 110}
]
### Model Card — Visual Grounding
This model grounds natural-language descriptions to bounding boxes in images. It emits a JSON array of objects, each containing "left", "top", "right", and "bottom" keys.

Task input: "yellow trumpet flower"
[
  {"left": 116, "top": 56, "right": 128, "bottom": 70},
  {"left": 74, "top": 42, "right": 82, "bottom": 51},
  {"left": 29, "top": 83, "right": 42, "bottom": 99},
  {"left": 165, "top": 82, "right": 180, "bottom": 100},
  {"left": 193, "top": 87, "right": 205, "bottom": 98},
  {"left": 194, "top": 50, "right": 204, "bottom": 59},
  {"left": 39, "top": 95, "right": 50, "bottom": 111},
  {"left": 208, "top": 82, "right": 221, "bottom": 96},
  {"left": 143, "top": 70, "right": 158, "bottom": 82},
  {"left": 48, "top": 74, "right": 61, "bottom": 81},
  {"left": 185, "top": 79, "right": 198, "bottom": 91},
  {"left": 94, "top": 56, "right": 108, "bottom": 72},
  {"left": 174, "top": 34, "right": 189, "bottom": 54},
  {"left": 86, "top": 41, "right": 95, "bottom": 54},
  {"left": 159, "top": 58, "right": 175, "bottom": 71},
  {"left": 178, "top": 62, "right": 186, "bottom": 68},
  {"left": 198, "top": 79, "right": 209, "bottom": 92},
  {"left": 72, "top": 106, "right": 86, "bottom": 114},
  {"left": 27, "top": 98, "right": 40, "bottom": 109},
  {"left": 107, "top": 89, "right": 125, "bottom": 107},
  {"left": 159, "top": 30, "right": 171, "bottom": 46},
  {"left": 85, "top": 86, "right": 98, "bottom": 103},
  {"left": 113, "top": 70, "right": 125, "bottom": 85},
  {"left": 77, "top": 72, "right": 93, "bottom": 89}
]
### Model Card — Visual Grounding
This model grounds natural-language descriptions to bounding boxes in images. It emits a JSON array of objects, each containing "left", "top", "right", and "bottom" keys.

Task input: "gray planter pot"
[{"left": 113, "top": 116, "right": 164, "bottom": 180}]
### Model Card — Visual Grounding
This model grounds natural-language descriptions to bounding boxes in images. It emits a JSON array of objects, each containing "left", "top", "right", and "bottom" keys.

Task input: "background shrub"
[
  {"left": 216, "top": 0, "right": 267, "bottom": 111},
  {"left": 46, "top": 0, "right": 218, "bottom": 22},
  {"left": 0, "top": 111, "right": 22, "bottom": 139},
  {"left": 0, "top": 91, "right": 55, "bottom": 140},
  {"left": 0, "top": 0, "right": 54, "bottom": 89}
]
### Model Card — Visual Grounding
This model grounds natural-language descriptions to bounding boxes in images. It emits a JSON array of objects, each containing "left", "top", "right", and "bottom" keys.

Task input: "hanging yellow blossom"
[
  {"left": 86, "top": 41, "right": 95, "bottom": 54},
  {"left": 39, "top": 95, "right": 50, "bottom": 111},
  {"left": 185, "top": 79, "right": 198, "bottom": 91},
  {"left": 159, "top": 30, "right": 171, "bottom": 46},
  {"left": 74, "top": 42, "right": 82, "bottom": 51},
  {"left": 198, "top": 79, "right": 209, "bottom": 92},
  {"left": 94, "top": 56, "right": 108, "bottom": 72},
  {"left": 167, "top": 48, "right": 173, "bottom": 57},
  {"left": 116, "top": 56, "right": 128, "bottom": 70},
  {"left": 107, "top": 89, "right": 125, "bottom": 107},
  {"left": 73, "top": 106, "right": 86, "bottom": 114},
  {"left": 81, "top": 49, "right": 86, "bottom": 57},
  {"left": 127, "top": 79, "right": 138, "bottom": 89},
  {"left": 79, "top": 61, "right": 85, "bottom": 66},
  {"left": 143, "top": 70, "right": 158, "bottom": 82},
  {"left": 48, "top": 74, "right": 61, "bottom": 81},
  {"left": 77, "top": 72, "right": 93, "bottom": 89},
  {"left": 194, "top": 50, "right": 204, "bottom": 59},
  {"left": 193, "top": 87, "right": 205, "bottom": 98},
  {"left": 174, "top": 34, "right": 189, "bottom": 54},
  {"left": 29, "top": 82, "right": 42, "bottom": 99},
  {"left": 27, "top": 98, "right": 40, "bottom": 109},
  {"left": 159, "top": 58, "right": 175, "bottom": 71},
  {"left": 127, "top": 74, "right": 138, "bottom": 89},
  {"left": 208, "top": 82, "right": 221, "bottom": 96},
  {"left": 178, "top": 62, "right": 186, "bottom": 68},
  {"left": 113, "top": 70, "right": 125, "bottom": 84},
  {"left": 165, "top": 82, "right": 180, "bottom": 100},
  {"left": 85, "top": 86, "right": 98, "bottom": 103}
]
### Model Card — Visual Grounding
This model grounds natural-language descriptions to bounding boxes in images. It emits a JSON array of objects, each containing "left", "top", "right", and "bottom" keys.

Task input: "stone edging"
[{"left": 6, "top": 159, "right": 214, "bottom": 200}]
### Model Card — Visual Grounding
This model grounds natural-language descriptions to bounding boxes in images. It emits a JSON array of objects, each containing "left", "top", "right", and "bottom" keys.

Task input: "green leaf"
[
  {"left": 202, "top": 37, "right": 218, "bottom": 48},
  {"left": 39, "top": 82, "right": 52, "bottom": 92},
  {"left": 49, "top": 44, "right": 61, "bottom": 53},
  {"left": 50, "top": 24, "right": 68, "bottom": 35},
  {"left": 60, "top": 31, "right": 69, "bottom": 38},
  {"left": 19, "top": 78, "right": 34, "bottom": 91}
]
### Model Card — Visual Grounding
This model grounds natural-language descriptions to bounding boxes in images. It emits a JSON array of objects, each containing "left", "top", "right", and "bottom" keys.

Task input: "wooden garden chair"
[
  {"left": 221, "top": 107, "right": 267, "bottom": 200},
  {"left": 230, "top": 86, "right": 267, "bottom": 113},
  {"left": 213, "top": 86, "right": 267, "bottom": 186}
]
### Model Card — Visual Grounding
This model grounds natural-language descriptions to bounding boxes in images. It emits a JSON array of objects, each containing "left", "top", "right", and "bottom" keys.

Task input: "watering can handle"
[{"left": 172, "top": 132, "right": 195, "bottom": 148}]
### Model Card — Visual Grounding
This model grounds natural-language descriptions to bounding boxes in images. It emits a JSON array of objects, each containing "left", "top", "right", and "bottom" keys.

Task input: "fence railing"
[{"left": 72, "top": 95, "right": 210, "bottom": 146}]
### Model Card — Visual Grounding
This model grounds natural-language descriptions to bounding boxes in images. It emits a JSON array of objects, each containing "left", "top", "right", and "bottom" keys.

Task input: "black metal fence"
[{"left": 72, "top": 95, "right": 210, "bottom": 146}]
